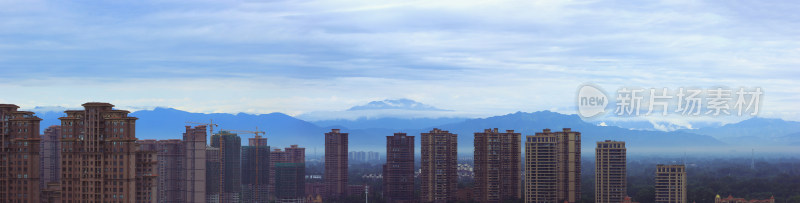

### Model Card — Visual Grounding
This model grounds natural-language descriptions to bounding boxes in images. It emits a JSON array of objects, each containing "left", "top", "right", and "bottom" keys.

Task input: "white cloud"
[{"left": 0, "top": 0, "right": 798, "bottom": 123}]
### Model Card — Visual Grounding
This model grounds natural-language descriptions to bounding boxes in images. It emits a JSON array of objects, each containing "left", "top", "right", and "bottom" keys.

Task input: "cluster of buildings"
[
  {"left": 378, "top": 127, "right": 691, "bottom": 203},
  {"left": 0, "top": 102, "right": 775, "bottom": 203},
  {"left": 1, "top": 102, "right": 161, "bottom": 203},
  {"left": 1, "top": 102, "right": 311, "bottom": 203},
  {"left": 348, "top": 151, "right": 381, "bottom": 163}
]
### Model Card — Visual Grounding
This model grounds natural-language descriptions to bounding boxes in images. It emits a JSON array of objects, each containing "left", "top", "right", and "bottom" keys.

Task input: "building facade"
[
  {"left": 135, "top": 141, "right": 159, "bottom": 203},
  {"left": 275, "top": 162, "right": 306, "bottom": 203},
  {"left": 40, "top": 125, "right": 61, "bottom": 189},
  {"left": 595, "top": 140, "right": 627, "bottom": 203},
  {"left": 383, "top": 132, "right": 415, "bottom": 203},
  {"left": 270, "top": 148, "right": 286, "bottom": 201},
  {"left": 284, "top": 145, "right": 305, "bottom": 163},
  {"left": 242, "top": 135, "right": 270, "bottom": 203},
  {"left": 138, "top": 126, "right": 209, "bottom": 203},
  {"left": 324, "top": 129, "right": 348, "bottom": 200},
  {"left": 211, "top": 131, "right": 242, "bottom": 203},
  {"left": 0, "top": 104, "right": 42, "bottom": 203},
  {"left": 152, "top": 139, "right": 184, "bottom": 203},
  {"left": 183, "top": 125, "right": 208, "bottom": 203},
  {"left": 474, "top": 128, "right": 521, "bottom": 203},
  {"left": 655, "top": 164, "right": 686, "bottom": 203},
  {"left": 270, "top": 145, "right": 306, "bottom": 201},
  {"left": 58, "top": 102, "right": 150, "bottom": 202},
  {"left": 525, "top": 128, "right": 581, "bottom": 203},
  {"left": 206, "top": 146, "right": 221, "bottom": 202},
  {"left": 420, "top": 128, "right": 458, "bottom": 203}
]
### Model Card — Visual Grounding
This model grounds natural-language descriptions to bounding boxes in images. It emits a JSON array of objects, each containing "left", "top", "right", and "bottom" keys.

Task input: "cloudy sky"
[{"left": 1, "top": 0, "right": 798, "bottom": 123}]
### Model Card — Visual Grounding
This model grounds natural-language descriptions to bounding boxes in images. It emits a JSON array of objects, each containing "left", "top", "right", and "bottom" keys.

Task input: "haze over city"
[{"left": 3, "top": 1, "right": 800, "bottom": 203}]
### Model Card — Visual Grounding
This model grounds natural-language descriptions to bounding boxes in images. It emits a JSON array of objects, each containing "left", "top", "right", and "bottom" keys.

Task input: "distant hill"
[
  {"left": 346, "top": 98, "right": 450, "bottom": 111},
  {"left": 680, "top": 117, "right": 800, "bottom": 146},
  {"left": 324, "top": 111, "right": 726, "bottom": 153},
  {"left": 312, "top": 117, "right": 467, "bottom": 130},
  {"left": 426, "top": 111, "right": 725, "bottom": 153},
  {"left": 130, "top": 107, "right": 328, "bottom": 149},
  {"left": 28, "top": 106, "right": 67, "bottom": 130},
  {"left": 36, "top": 106, "right": 800, "bottom": 154},
  {"left": 297, "top": 98, "right": 471, "bottom": 121}
]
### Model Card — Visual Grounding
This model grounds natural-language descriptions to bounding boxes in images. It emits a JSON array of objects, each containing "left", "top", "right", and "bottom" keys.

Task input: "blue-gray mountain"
[
  {"left": 680, "top": 117, "right": 800, "bottom": 146},
  {"left": 30, "top": 107, "right": 798, "bottom": 153},
  {"left": 346, "top": 98, "right": 450, "bottom": 111},
  {"left": 312, "top": 117, "right": 467, "bottom": 130}
]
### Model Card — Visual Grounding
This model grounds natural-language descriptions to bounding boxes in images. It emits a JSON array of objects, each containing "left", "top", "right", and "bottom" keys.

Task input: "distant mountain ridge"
[
  {"left": 130, "top": 107, "right": 328, "bottom": 149},
  {"left": 347, "top": 99, "right": 449, "bottom": 111},
  {"left": 680, "top": 117, "right": 800, "bottom": 146},
  {"left": 25, "top": 105, "right": 800, "bottom": 153},
  {"left": 297, "top": 98, "right": 467, "bottom": 121},
  {"left": 312, "top": 117, "right": 467, "bottom": 130}
]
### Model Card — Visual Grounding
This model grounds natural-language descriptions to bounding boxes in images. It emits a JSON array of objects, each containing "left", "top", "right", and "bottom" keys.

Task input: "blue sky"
[{"left": 1, "top": 0, "right": 798, "bottom": 124}]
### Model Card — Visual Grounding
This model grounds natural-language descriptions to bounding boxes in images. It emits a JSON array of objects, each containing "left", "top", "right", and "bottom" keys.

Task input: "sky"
[{"left": 1, "top": 0, "right": 799, "bottom": 125}]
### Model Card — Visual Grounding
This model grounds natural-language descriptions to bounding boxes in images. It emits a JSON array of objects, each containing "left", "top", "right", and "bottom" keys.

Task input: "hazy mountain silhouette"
[
  {"left": 346, "top": 98, "right": 450, "bottom": 111},
  {"left": 425, "top": 111, "right": 725, "bottom": 153},
  {"left": 296, "top": 99, "right": 470, "bottom": 121},
  {"left": 132, "top": 109, "right": 727, "bottom": 153},
  {"left": 130, "top": 107, "right": 328, "bottom": 149},
  {"left": 313, "top": 117, "right": 467, "bottom": 130},
  {"left": 680, "top": 117, "right": 800, "bottom": 146},
  {"left": 28, "top": 106, "right": 800, "bottom": 153}
]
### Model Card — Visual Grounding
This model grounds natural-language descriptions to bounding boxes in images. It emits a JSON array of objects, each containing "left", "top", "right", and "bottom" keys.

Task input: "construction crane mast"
[
  {"left": 186, "top": 119, "right": 219, "bottom": 137},
  {"left": 224, "top": 127, "right": 266, "bottom": 139}
]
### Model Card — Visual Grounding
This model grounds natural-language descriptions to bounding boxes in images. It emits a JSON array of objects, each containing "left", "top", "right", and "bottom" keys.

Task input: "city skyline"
[
  {"left": 1, "top": 0, "right": 798, "bottom": 202},
  {"left": 0, "top": 102, "right": 794, "bottom": 202}
]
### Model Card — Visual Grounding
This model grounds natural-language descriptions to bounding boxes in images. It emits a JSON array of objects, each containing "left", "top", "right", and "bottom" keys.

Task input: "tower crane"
[
  {"left": 185, "top": 119, "right": 219, "bottom": 137},
  {"left": 223, "top": 127, "right": 267, "bottom": 202}
]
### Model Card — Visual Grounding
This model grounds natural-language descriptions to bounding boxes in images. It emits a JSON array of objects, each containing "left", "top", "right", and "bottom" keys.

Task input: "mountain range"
[{"left": 25, "top": 99, "right": 800, "bottom": 155}]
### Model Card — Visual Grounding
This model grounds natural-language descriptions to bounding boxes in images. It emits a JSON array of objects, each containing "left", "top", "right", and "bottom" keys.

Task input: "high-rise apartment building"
[
  {"left": 655, "top": 164, "right": 686, "bottom": 203},
  {"left": 139, "top": 126, "right": 209, "bottom": 203},
  {"left": 367, "top": 151, "right": 380, "bottom": 162},
  {"left": 59, "top": 102, "right": 157, "bottom": 202},
  {"left": 40, "top": 125, "right": 61, "bottom": 189},
  {"left": 420, "top": 128, "right": 458, "bottom": 203},
  {"left": 211, "top": 131, "right": 242, "bottom": 203},
  {"left": 269, "top": 144, "right": 305, "bottom": 201},
  {"left": 349, "top": 151, "right": 366, "bottom": 162},
  {"left": 270, "top": 148, "right": 286, "bottom": 201},
  {"left": 324, "top": 129, "right": 348, "bottom": 200},
  {"left": 285, "top": 145, "right": 305, "bottom": 163},
  {"left": 149, "top": 139, "right": 184, "bottom": 203},
  {"left": 525, "top": 128, "right": 581, "bottom": 203},
  {"left": 383, "top": 132, "right": 415, "bottom": 203},
  {"left": 206, "top": 146, "right": 221, "bottom": 202},
  {"left": 242, "top": 135, "right": 270, "bottom": 203},
  {"left": 596, "top": 140, "right": 627, "bottom": 203},
  {"left": 184, "top": 125, "right": 208, "bottom": 203},
  {"left": 474, "top": 128, "right": 521, "bottom": 202},
  {"left": 348, "top": 151, "right": 380, "bottom": 162},
  {"left": 275, "top": 162, "right": 306, "bottom": 202},
  {"left": 136, "top": 141, "right": 159, "bottom": 203},
  {"left": 0, "top": 104, "right": 42, "bottom": 203}
]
